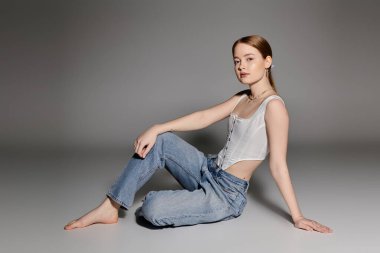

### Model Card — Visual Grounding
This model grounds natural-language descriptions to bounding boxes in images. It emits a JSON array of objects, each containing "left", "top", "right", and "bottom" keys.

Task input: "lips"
[{"left": 240, "top": 73, "right": 249, "bottom": 78}]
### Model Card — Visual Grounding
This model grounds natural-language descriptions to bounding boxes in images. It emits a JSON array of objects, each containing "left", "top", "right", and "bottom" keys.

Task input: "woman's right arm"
[
  {"left": 151, "top": 111, "right": 206, "bottom": 134},
  {"left": 152, "top": 90, "right": 247, "bottom": 134},
  {"left": 134, "top": 90, "right": 246, "bottom": 158}
]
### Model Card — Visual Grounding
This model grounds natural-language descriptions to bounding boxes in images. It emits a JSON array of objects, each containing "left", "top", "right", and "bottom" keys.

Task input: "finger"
[
  {"left": 321, "top": 225, "right": 333, "bottom": 233},
  {"left": 312, "top": 222, "right": 332, "bottom": 233},
  {"left": 143, "top": 144, "right": 150, "bottom": 157},
  {"left": 302, "top": 225, "right": 313, "bottom": 232},
  {"left": 313, "top": 222, "right": 329, "bottom": 233},
  {"left": 138, "top": 143, "right": 147, "bottom": 157},
  {"left": 136, "top": 141, "right": 141, "bottom": 155},
  {"left": 141, "top": 145, "right": 146, "bottom": 158},
  {"left": 143, "top": 145, "right": 151, "bottom": 158},
  {"left": 312, "top": 224, "right": 326, "bottom": 233},
  {"left": 137, "top": 143, "right": 143, "bottom": 156},
  {"left": 309, "top": 221, "right": 320, "bottom": 231}
]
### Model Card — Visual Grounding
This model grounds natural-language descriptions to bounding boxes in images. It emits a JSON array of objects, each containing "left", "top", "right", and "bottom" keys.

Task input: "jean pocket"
[
  {"left": 219, "top": 170, "right": 249, "bottom": 191},
  {"left": 216, "top": 175, "right": 239, "bottom": 200},
  {"left": 219, "top": 182, "right": 239, "bottom": 200}
]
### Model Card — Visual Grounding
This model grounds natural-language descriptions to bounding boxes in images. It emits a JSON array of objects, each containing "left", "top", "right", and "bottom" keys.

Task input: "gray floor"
[{"left": 1, "top": 144, "right": 379, "bottom": 253}]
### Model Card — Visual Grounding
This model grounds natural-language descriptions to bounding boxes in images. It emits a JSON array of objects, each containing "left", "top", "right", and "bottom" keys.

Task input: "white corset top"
[{"left": 216, "top": 93, "right": 285, "bottom": 170}]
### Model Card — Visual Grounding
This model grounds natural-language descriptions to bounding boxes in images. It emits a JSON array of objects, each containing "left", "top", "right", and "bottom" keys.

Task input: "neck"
[{"left": 248, "top": 78, "right": 273, "bottom": 98}]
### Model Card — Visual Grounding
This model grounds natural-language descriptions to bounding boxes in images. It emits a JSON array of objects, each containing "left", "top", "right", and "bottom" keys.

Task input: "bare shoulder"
[
  {"left": 227, "top": 89, "right": 250, "bottom": 108},
  {"left": 200, "top": 89, "right": 250, "bottom": 124},
  {"left": 264, "top": 96, "right": 289, "bottom": 123},
  {"left": 231, "top": 89, "right": 250, "bottom": 102},
  {"left": 212, "top": 89, "right": 249, "bottom": 109}
]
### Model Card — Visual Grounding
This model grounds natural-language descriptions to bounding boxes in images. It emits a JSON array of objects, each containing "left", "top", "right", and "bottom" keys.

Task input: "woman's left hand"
[{"left": 293, "top": 216, "right": 333, "bottom": 233}]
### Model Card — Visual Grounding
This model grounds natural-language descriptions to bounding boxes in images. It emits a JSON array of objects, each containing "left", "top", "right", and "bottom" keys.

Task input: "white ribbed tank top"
[{"left": 216, "top": 93, "right": 286, "bottom": 170}]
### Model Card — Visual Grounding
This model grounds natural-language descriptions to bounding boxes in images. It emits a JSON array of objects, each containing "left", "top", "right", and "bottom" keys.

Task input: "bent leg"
[
  {"left": 138, "top": 184, "right": 235, "bottom": 227},
  {"left": 106, "top": 132, "right": 209, "bottom": 210}
]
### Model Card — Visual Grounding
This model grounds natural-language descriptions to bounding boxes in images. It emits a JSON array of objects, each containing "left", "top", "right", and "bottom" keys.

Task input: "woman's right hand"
[{"left": 133, "top": 125, "right": 160, "bottom": 159}]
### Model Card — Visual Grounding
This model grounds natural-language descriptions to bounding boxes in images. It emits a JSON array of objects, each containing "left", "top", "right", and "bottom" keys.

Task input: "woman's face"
[{"left": 233, "top": 43, "right": 272, "bottom": 85}]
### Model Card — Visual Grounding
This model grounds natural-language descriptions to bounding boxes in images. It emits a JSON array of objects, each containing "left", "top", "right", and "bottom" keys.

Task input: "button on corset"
[{"left": 220, "top": 116, "right": 237, "bottom": 168}]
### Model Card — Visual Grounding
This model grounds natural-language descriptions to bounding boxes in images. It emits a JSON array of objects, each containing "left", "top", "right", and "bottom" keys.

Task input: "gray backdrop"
[
  {"left": 1, "top": 1, "right": 380, "bottom": 253},
  {"left": 1, "top": 0, "right": 379, "bottom": 152}
]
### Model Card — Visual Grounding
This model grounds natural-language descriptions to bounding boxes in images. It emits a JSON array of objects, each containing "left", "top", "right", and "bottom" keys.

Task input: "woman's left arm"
[{"left": 265, "top": 99, "right": 333, "bottom": 234}]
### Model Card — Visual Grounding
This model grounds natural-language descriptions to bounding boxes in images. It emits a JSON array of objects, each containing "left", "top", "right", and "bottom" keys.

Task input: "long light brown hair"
[{"left": 232, "top": 35, "right": 278, "bottom": 93}]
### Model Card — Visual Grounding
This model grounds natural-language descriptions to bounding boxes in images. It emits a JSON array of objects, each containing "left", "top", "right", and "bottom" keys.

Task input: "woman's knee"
[
  {"left": 156, "top": 131, "right": 177, "bottom": 143},
  {"left": 144, "top": 132, "right": 174, "bottom": 156},
  {"left": 140, "top": 191, "right": 167, "bottom": 226},
  {"left": 141, "top": 190, "right": 181, "bottom": 226},
  {"left": 153, "top": 132, "right": 179, "bottom": 154}
]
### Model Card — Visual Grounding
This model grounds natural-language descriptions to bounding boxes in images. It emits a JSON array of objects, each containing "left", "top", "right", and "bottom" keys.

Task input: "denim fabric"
[{"left": 106, "top": 131, "right": 249, "bottom": 227}]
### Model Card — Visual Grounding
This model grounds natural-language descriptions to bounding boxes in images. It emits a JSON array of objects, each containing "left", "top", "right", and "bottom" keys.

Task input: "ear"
[{"left": 264, "top": 56, "right": 272, "bottom": 69}]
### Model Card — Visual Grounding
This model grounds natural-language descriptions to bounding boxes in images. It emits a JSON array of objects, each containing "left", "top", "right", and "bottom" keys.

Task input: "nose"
[{"left": 237, "top": 63, "right": 245, "bottom": 71}]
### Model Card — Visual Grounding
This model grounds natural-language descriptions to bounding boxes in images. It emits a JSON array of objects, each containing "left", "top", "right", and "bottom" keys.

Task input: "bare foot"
[{"left": 64, "top": 196, "right": 121, "bottom": 230}]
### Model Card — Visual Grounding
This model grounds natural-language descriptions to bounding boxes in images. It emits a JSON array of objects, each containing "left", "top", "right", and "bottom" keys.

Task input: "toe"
[{"left": 64, "top": 220, "right": 78, "bottom": 230}]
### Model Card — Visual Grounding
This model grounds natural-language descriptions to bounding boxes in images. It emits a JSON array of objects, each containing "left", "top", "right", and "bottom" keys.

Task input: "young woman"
[{"left": 64, "top": 35, "right": 333, "bottom": 233}]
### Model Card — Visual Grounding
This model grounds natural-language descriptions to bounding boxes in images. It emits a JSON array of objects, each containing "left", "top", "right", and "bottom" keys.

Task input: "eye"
[
  {"left": 233, "top": 60, "right": 240, "bottom": 65},
  {"left": 247, "top": 57, "right": 254, "bottom": 61}
]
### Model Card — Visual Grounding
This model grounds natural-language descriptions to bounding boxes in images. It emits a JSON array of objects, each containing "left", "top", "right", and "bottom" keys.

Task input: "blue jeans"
[{"left": 106, "top": 131, "right": 249, "bottom": 227}]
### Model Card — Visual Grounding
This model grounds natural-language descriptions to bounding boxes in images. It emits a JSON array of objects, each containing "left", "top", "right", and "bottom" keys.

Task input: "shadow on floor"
[{"left": 247, "top": 175, "right": 293, "bottom": 224}]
